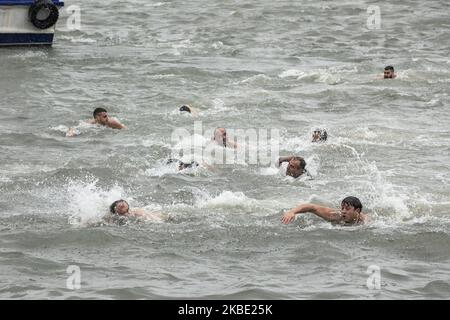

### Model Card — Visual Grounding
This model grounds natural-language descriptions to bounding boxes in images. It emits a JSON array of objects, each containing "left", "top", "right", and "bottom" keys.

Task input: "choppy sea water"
[{"left": 0, "top": 0, "right": 449, "bottom": 299}]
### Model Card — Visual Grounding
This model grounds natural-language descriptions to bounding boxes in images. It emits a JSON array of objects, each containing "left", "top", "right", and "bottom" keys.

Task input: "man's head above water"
[
  {"left": 312, "top": 128, "right": 327, "bottom": 142},
  {"left": 213, "top": 127, "right": 227, "bottom": 147},
  {"left": 384, "top": 65, "right": 395, "bottom": 79},
  {"left": 110, "top": 200, "right": 130, "bottom": 215},
  {"left": 93, "top": 107, "right": 109, "bottom": 125},
  {"left": 286, "top": 156, "right": 306, "bottom": 178},
  {"left": 278, "top": 155, "right": 307, "bottom": 178},
  {"left": 340, "top": 196, "right": 363, "bottom": 224}
]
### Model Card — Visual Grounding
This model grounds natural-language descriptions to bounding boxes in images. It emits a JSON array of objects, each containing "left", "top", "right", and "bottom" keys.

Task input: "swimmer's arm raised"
[
  {"left": 282, "top": 203, "right": 338, "bottom": 224},
  {"left": 277, "top": 156, "right": 294, "bottom": 167}
]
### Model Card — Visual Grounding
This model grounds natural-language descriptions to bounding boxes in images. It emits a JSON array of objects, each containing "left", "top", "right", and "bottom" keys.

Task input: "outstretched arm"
[{"left": 281, "top": 203, "right": 339, "bottom": 224}]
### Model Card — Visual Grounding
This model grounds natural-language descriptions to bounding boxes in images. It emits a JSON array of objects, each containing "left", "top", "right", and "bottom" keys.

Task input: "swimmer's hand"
[
  {"left": 281, "top": 210, "right": 296, "bottom": 225},
  {"left": 277, "top": 158, "right": 283, "bottom": 167},
  {"left": 277, "top": 156, "right": 293, "bottom": 167},
  {"left": 66, "top": 127, "right": 78, "bottom": 137}
]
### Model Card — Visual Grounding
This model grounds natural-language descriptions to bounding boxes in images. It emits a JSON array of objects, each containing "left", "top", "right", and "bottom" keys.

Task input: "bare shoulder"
[
  {"left": 132, "top": 208, "right": 169, "bottom": 222},
  {"left": 109, "top": 118, "right": 125, "bottom": 129},
  {"left": 361, "top": 213, "right": 370, "bottom": 224},
  {"left": 130, "top": 208, "right": 146, "bottom": 217}
]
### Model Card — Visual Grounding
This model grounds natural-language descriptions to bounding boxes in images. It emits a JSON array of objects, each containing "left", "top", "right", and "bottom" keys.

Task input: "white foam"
[
  {"left": 339, "top": 156, "right": 413, "bottom": 224},
  {"left": 150, "top": 74, "right": 176, "bottom": 79},
  {"left": 9, "top": 50, "right": 48, "bottom": 60},
  {"left": 278, "top": 69, "right": 306, "bottom": 78},
  {"left": 145, "top": 162, "right": 180, "bottom": 177},
  {"left": 59, "top": 35, "right": 97, "bottom": 43},
  {"left": 304, "top": 154, "right": 320, "bottom": 177},
  {"left": 66, "top": 179, "right": 125, "bottom": 227},
  {"left": 259, "top": 167, "right": 279, "bottom": 176},
  {"left": 283, "top": 134, "right": 311, "bottom": 153},
  {"left": 202, "top": 98, "right": 239, "bottom": 116},
  {"left": 0, "top": 163, "right": 55, "bottom": 176},
  {"left": 172, "top": 39, "right": 193, "bottom": 49},
  {"left": 147, "top": 2, "right": 167, "bottom": 7},
  {"left": 426, "top": 98, "right": 442, "bottom": 106},
  {"left": 50, "top": 125, "right": 70, "bottom": 134},
  {"left": 316, "top": 71, "right": 341, "bottom": 85},
  {"left": 0, "top": 176, "right": 11, "bottom": 183},
  {"left": 211, "top": 41, "right": 224, "bottom": 49},
  {"left": 140, "top": 137, "right": 172, "bottom": 149},
  {"left": 279, "top": 66, "right": 357, "bottom": 84},
  {"left": 240, "top": 74, "right": 272, "bottom": 84},
  {"left": 212, "top": 98, "right": 224, "bottom": 109},
  {"left": 193, "top": 190, "right": 257, "bottom": 210},
  {"left": 54, "top": 121, "right": 103, "bottom": 137},
  {"left": 187, "top": 189, "right": 283, "bottom": 217}
]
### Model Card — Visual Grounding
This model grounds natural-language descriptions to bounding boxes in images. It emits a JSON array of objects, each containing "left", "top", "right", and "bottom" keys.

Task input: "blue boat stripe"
[
  {"left": 0, "top": 1, "right": 64, "bottom": 6},
  {"left": 0, "top": 33, "right": 54, "bottom": 45}
]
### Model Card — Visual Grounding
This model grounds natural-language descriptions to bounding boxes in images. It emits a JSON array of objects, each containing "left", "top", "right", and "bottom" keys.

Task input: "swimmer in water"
[
  {"left": 277, "top": 156, "right": 307, "bottom": 178},
  {"left": 312, "top": 128, "right": 327, "bottom": 142},
  {"left": 212, "top": 127, "right": 237, "bottom": 148},
  {"left": 383, "top": 65, "right": 397, "bottom": 79},
  {"left": 109, "top": 199, "right": 168, "bottom": 222},
  {"left": 281, "top": 196, "right": 369, "bottom": 226},
  {"left": 66, "top": 107, "right": 125, "bottom": 137},
  {"left": 179, "top": 105, "right": 192, "bottom": 113},
  {"left": 179, "top": 104, "right": 198, "bottom": 116},
  {"left": 166, "top": 158, "right": 200, "bottom": 171}
]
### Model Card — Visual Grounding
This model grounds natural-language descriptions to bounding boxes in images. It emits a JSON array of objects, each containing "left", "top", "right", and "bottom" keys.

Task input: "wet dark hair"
[
  {"left": 286, "top": 157, "right": 307, "bottom": 178},
  {"left": 167, "top": 158, "right": 199, "bottom": 170},
  {"left": 313, "top": 129, "right": 327, "bottom": 141},
  {"left": 93, "top": 107, "right": 107, "bottom": 118},
  {"left": 110, "top": 199, "right": 128, "bottom": 214},
  {"left": 341, "top": 196, "right": 363, "bottom": 212},
  {"left": 384, "top": 66, "right": 394, "bottom": 71},
  {"left": 179, "top": 160, "right": 199, "bottom": 170},
  {"left": 166, "top": 158, "right": 179, "bottom": 164},
  {"left": 292, "top": 157, "right": 306, "bottom": 170},
  {"left": 179, "top": 105, "right": 191, "bottom": 113}
]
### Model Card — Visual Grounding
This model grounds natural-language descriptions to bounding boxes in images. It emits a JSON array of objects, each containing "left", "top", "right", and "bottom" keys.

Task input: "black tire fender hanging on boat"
[{"left": 29, "top": 0, "right": 60, "bottom": 29}]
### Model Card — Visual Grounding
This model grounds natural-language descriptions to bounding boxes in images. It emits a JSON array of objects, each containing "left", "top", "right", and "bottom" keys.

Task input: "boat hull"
[{"left": 0, "top": 1, "right": 64, "bottom": 46}]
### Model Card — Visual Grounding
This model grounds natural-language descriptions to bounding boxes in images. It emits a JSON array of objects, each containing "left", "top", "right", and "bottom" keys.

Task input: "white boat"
[{"left": 0, "top": 0, "right": 64, "bottom": 46}]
